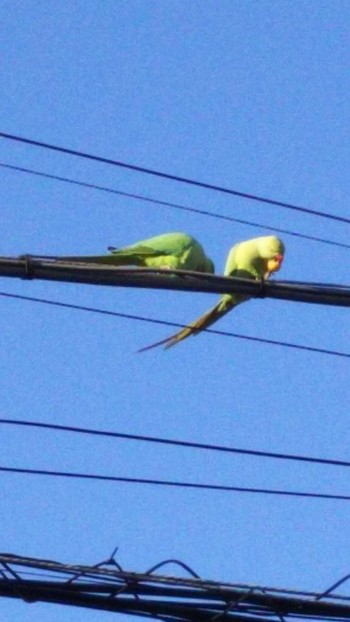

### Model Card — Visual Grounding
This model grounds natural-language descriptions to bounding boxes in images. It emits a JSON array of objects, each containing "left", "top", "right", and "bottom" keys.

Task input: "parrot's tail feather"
[
  {"left": 137, "top": 335, "right": 175, "bottom": 353},
  {"left": 163, "top": 324, "right": 203, "bottom": 349},
  {"left": 139, "top": 300, "right": 233, "bottom": 352},
  {"left": 50, "top": 254, "right": 135, "bottom": 266},
  {"left": 137, "top": 327, "right": 198, "bottom": 353},
  {"left": 50, "top": 254, "right": 112, "bottom": 263}
]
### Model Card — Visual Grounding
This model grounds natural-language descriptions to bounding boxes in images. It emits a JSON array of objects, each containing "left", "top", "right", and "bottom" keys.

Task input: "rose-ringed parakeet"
[
  {"left": 139, "top": 235, "right": 285, "bottom": 352},
  {"left": 52, "top": 232, "right": 214, "bottom": 273}
]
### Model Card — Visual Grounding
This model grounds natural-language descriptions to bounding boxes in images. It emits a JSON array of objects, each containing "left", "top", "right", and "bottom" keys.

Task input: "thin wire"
[
  {"left": 144, "top": 560, "right": 201, "bottom": 579},
  {"left": 1, "top": 162, "right": 349, "bottom": 250},
  {"left": 0, "top": 290, "right": 349, "bottom": 359},
  {"left": 317, "top": 574, "right": 350, "bottom": 600},
  {"left": 1, "top": 131, "right": 349, "bottom": 225},
  {"left": 2, "top": 418, "right": 350, "bottom": 469},
  {"left": 2, "top": 465, "right": 350, "bottom": 501}
]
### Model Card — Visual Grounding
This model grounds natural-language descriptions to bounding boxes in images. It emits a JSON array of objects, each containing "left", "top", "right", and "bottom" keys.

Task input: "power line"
[
  {"left": 1, "top": 161, "right": 349, "bottom": 251},
  {"left": 2, "top": 256, "right": 350, "bottom": 307},
  {"left": 1, "top": 290, "right": 349, "bottom": 359},
  {"left": 3, "top": 464, "right": 350, "bottom": 502},
  {"left": 3, "top": 551, "right": 350, "bottom": 602},
  {"left": 1, "top": 131, "right": 349, "bottom": 225},
  {"left": 2, "top": 417, "right": 350, "bottom": 469},
  {"left": 3, "top": 553, "right": 350, "bottom": 622},
  {"left": 2, "top": 464, "right": 350, "bottom": 501}
]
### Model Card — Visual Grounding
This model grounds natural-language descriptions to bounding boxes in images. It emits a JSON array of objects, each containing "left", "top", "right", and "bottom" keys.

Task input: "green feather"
[
  {"left": 52, "top": 232, "right": 214, "bottom": 273},
  {"left": 139, "top": 235, "right": 285, "bottom": 352}
]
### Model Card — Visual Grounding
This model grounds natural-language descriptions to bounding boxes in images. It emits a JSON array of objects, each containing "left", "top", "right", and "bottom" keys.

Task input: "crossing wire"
[
  {"left": 2, "top": 464, "right": 350, "bottom": 501},
  {"left": 2, "top": 417, "right": 350, "bottom": 469},
  {"left": 0, "top": 290, "right": 349, "bottom": 359},
  {"left": 1, "top": 131, "right": 349, "bottom": 225},
  {"left": 1, "top": 161, "right": 349, "bottom": 250}
]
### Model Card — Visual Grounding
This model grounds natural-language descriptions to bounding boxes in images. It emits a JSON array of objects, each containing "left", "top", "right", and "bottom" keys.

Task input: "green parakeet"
[
  {"left": 139, "top": 235, "right": 285, "bottom": 352},
  {"left": 52, "top": 232, "right": 214, "bottom": 273}
]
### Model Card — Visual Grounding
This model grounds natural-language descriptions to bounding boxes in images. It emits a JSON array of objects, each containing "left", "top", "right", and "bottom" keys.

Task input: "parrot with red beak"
[{"left": 139, "top": 235, "right": 285, "bottom": 352}]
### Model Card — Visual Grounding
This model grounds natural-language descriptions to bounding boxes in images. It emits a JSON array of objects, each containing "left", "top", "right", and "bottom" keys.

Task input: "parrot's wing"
[
  {"left": 47, "top": 233, "right": 214, "bottom": 271},
  {"left": 127, "top": 233, "right": 193, "bottom": 253},
  {"left": 223, "top": 241, "right": 261, "bottom": 278},
  {"left": 110, "top": 233, "right": 214, "bottom": 272},
  {"left": 111, "top": 233, "right": 193, "bottom": 257},
  {"left": 109, "top": 244, "right": 171, "bottom": 258}
]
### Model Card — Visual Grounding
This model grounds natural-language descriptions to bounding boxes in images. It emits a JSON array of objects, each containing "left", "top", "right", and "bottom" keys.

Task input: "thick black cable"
[
  {"left": 1, "top": 465, "right": 350, "bottom": 501},
  {"left": 2, "top": 418, "right": 350, "bottom": 470},
  {"left": 3, "top": 553, "right": 350, "bottom": 604},
  {"left": 3, "top": 258, "right": 350, "bottom": 307},
  {"left": 1, "top": 131, "right": 349, "bottom": 225},
  {"left": 1, "top": 162, "right": 349, "bottom": 250},
  {"left": 4, "top": 554, "right": 350, "bottom": 622},
  {"left": 0, "top": 290, "right": 348, "bottom": 359}
]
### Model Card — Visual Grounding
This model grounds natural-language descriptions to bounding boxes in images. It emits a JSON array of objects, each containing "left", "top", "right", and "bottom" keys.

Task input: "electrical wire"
[
  {"left": 2, "top": 551, "right": 350, "bottom": 601},
  {"left": 1, "top": 131, "right": 349, "bottom": 225},
  {"left": 2, "top": 417, "right": 350, "bottom": 469},
  {"left": 3, "top": 553, "right": 350, "bottom": 622},
  {"left": 1, "top": 161, "right": 349, "bottom": 250},
  {"left": 1, "top": 291, "right": 349, "bottom": 358},
  {"left": 0, "top": 253, "right": 350, "bottom": 307},
  {"left": 2, "top": 258, "right": 350, "bottom": 307},
  {"left": 1, "top": 464, "right": 350, "bottom": 501}
]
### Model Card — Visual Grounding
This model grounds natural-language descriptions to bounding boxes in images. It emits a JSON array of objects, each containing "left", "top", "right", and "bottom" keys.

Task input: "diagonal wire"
[
  {"left": 1, "top": 131, "right": 349, "bottom": 225},
  {"left": 1, "top": 162, "right": 349, "bottom": 250},
  {"left": 0, "top": 290, "right": 349, "bottom": 359},
  {"left": 2, "top": 418, "right": 350, "bottom": 469},
  {"left": 316, "top": 574, "right": 350, "bottom": 601},
  {"left": 2, "top": 465, "right": 350, "bottom": 501}
]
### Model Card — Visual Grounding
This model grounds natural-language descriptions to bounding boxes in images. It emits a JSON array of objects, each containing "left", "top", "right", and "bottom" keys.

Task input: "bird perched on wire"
[
  {"left": 139, "top": 235, "right": 285, "bottom": 352},
  {"left": 51, "top": 232, "right": 214, "bottom": 273}
]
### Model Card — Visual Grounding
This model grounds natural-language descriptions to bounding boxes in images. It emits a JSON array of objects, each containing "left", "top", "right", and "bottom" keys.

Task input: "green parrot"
[
  {"left": 52, "top": 232, "right": 214, "bottom": 273},
  {"left": 139, "top": 235, "right": 285, "bottom": 352}
]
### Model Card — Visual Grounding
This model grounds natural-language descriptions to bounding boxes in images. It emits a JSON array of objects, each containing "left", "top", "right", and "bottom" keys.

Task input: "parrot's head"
[{"left": 257, "top": 236, "right": 285, "bottom": 278}]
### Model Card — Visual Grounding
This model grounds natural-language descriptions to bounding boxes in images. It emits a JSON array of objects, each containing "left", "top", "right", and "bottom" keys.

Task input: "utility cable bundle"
[{"left": 1, "top": 553, "right": 350, "bottom": 622}]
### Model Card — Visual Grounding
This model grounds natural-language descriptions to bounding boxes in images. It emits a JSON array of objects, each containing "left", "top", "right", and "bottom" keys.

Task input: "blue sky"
[{"left": 1, "top": 1, "right": 350, "bottom": 620}]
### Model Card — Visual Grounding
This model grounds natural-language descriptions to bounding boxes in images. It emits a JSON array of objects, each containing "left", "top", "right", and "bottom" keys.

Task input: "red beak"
[{"left": 275, "top": 254, "right": 284, "bottom": 264}]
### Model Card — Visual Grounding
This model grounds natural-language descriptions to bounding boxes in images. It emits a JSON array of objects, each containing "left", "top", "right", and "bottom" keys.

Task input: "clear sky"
[{"left": 1, "top": 1, "right": 350, "bottom": 620}]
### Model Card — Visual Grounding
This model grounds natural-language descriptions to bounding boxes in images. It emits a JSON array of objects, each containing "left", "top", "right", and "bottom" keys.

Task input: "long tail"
[
  {"left": 44, "top": 245, "right": 165, "bottom": 266},
  {"left": 138, "top": 298, "right": 235, "bottom": 352},
  {"left": 45, "top": 252, "right": 138, "bottom": 266}
]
